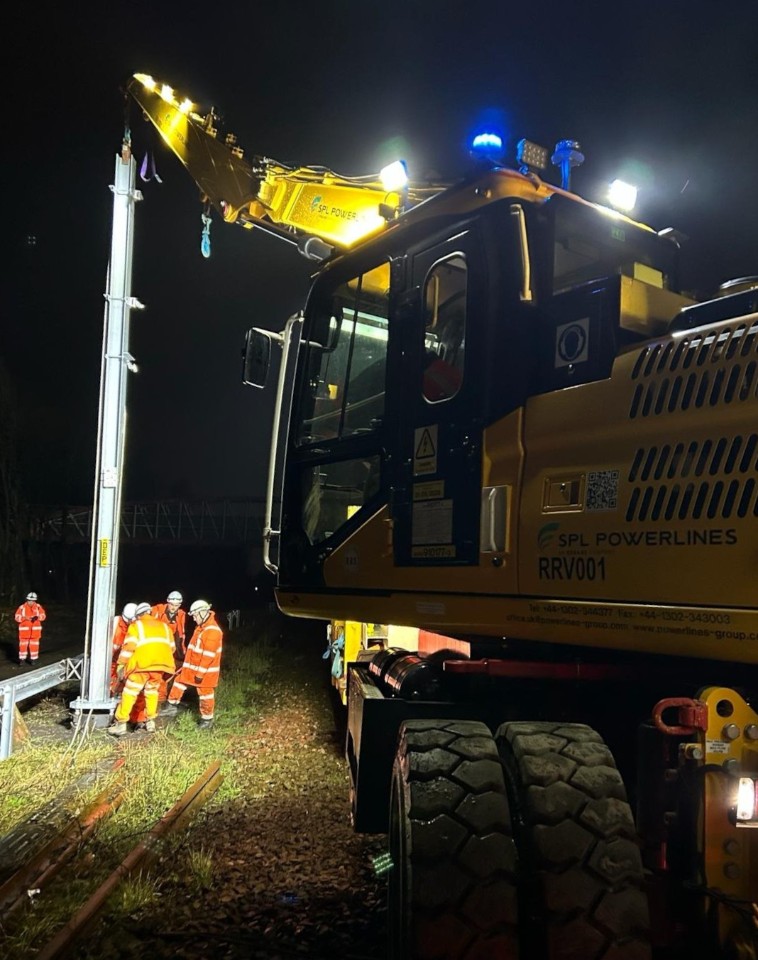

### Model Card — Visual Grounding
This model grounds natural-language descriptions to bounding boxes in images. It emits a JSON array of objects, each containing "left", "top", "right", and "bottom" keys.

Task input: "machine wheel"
[
  {"left": 389, "top": 719, "right": 519, "bottom": 960},
  {"left": 496, "top": 721, "right": 651, "bottom": 960}
]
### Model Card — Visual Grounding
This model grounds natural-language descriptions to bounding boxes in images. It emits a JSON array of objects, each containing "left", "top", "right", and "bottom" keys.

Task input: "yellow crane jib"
[
  {"left": 129, "top": 74, "right": 259, "bottom": 224},
  {"left": 128, "top": 74, "right": 440, "bottom": 251}
]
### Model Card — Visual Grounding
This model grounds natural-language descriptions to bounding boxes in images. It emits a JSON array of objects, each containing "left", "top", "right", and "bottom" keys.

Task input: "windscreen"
[{"left": 295, "top": 262, "right": 390, "bottom": 446}]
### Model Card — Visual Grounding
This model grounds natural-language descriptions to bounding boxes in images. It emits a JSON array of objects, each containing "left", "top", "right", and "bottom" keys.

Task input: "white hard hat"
[
  {"left": 26, "top": 592, "right": 38, "bottom": 601},
  {"left": 122, "top": 602, "right": 138, "bottom": 621},
  {"left": 167, "top": 591, "right": 183, "bottom": 603},
  {"left": 189, "top": 599, "right": 211, "bottom": 616},
  {"left": 135, "top": 601, "right": 152, "bottom": 617}
]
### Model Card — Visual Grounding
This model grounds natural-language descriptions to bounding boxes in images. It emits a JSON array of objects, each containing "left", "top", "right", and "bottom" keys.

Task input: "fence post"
[{"left": 1, "top": 683, "right": 15, "bottom": 760}]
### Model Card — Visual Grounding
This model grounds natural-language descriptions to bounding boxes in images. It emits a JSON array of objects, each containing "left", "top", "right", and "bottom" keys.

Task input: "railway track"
[{"left": 0, "top": 760, "right": 222, "bottom": 959}]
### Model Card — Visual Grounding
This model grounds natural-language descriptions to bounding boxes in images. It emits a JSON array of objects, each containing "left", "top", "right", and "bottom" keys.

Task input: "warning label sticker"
[
  {"left": 555, "top": 317, "right": 589, "bottom": 368},
  {"left": 412, "top": 499, "right": 453, "bottom": 545},
  {"left": 413, "top": 480, "right": 444, "bottom": 501},
  {"left": 413, "top": 425, "right": 438, "bottom": 476}
]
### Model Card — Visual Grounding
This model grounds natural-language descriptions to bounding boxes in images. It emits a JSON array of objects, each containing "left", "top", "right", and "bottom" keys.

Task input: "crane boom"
[{"left": 127, "top": 74, "right": 443, "bottom": 252}]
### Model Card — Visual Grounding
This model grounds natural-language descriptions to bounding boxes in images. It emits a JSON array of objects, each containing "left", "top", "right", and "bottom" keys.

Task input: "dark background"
[{"left": 4, "top": 2, "right": 758, "bottom": 600}]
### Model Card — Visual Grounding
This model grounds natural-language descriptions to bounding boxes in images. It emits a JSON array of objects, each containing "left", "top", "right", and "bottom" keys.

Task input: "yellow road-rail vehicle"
[{"left": 129, "top": 73, "right": 757, "bottom": 959}]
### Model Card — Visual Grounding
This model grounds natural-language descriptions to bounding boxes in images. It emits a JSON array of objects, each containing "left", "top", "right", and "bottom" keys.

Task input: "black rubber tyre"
[
  {"left": 496, "top": 721, "right": 651, "bottom": 960},
  {"left": 388, "top": 719, "right": 519, "bottom": 960}
]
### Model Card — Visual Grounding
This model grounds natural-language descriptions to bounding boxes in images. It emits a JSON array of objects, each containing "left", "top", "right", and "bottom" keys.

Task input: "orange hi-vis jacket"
[
  {"left": 176, "top": 612, "right": 223, "bottom": 688},
  {"left": 112, "top": 616, "right": 129, "bottom": 654},
  {"left": 117, "top": 615, "right": 175, "bottom": 678},
  {"left": 151, "top": 604, "right": 187, "bottom": 649},
  {"left": 15, "top": 601, "right": 46, "bottom": 639}
]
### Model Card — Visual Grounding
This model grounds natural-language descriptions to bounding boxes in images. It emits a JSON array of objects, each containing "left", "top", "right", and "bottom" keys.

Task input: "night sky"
[{"left": 6, "top": 1, "right": 758, "bottom": 508}]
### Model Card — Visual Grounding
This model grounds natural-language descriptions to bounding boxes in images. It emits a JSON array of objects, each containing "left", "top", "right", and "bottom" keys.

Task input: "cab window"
[
  {"left": 296, "top": 262, "right": 389, "bottom": 446},
  {"left": 422, "top": 254, "right": 466, "bottom": 403},
  {"left": 551, "top": 198, "right": 678, "bottom": 294}
]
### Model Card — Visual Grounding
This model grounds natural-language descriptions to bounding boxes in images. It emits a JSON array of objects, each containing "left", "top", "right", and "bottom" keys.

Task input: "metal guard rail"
[{"left": 0, "top": 656, "right": 84, "bottom": 760}]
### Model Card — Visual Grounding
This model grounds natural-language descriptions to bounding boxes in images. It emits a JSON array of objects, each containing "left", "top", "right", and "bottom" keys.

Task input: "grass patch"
[
  {"left": 0, "top": 911, "right": 60, "bottom": 956},
  {"left": 186, "top": 846, "right": 214, "bottom": 892},
  {"left": 0, "top": 738, "right": 115, "bottom": 834},
  {"left": 0, "top": 630, "right": 275, "bottom": 958},
  {"left": 111, "top": 872, "right": 159, "bottom": 916}
]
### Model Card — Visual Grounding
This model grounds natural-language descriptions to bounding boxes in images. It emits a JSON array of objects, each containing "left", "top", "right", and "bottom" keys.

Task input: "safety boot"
[
  {"left": 160, "top": 702, "right": 179, "bottom": 717},
  {"left": 107, "top": 721, "right": 128, "bottom": 737},
  {"left": 145, "top": 719, "right": 156, "bottom": 733},
  {"left": 198, "top": 717, "right": 214, "bottom": 730}
]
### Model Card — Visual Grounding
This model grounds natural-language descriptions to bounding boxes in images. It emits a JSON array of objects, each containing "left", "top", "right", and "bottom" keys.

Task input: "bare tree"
[{"left": 0, "top": 358, "right": 25, "bottom": 605}]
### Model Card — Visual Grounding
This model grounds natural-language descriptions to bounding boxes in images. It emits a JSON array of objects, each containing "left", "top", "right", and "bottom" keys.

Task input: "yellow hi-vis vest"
[{"left": 118, "top": 615, "right": 175, "bottom": 676}]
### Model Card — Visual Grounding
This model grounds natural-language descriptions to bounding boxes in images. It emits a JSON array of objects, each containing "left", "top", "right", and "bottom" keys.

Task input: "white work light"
[
  {"left": 735, "top": 776, "right": 758, "bottom": 827},
  {"left": 380, "top": 160, "right": 408, "bottom": 192},
  {"left": 608, "top": 179, "right": 638, "bottom": 212}
]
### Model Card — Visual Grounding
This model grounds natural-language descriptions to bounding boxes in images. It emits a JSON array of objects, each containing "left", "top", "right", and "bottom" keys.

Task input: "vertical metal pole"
[{"left": 71, "top": 148, "right": 143, "bottom": 723}]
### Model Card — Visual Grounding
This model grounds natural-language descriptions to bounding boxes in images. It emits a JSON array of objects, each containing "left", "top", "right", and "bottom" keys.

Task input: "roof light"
[
  {"left": 179, "top": 98, "right": 193, "bottom": 114},
  {"left": 516, "top": 139, "right": 548, "bottom": 173},
  {"left": 160, "top": 84, "right": 175, "bottom": 104},
  {"left": 608, "top": 179, "right": 638, "bottom": 212},
  {"left": 380, "top": 160, "right": 408, "bottom": 192},
  {"left": 471, "top": 132, "right": 503, "bottom": 154}
]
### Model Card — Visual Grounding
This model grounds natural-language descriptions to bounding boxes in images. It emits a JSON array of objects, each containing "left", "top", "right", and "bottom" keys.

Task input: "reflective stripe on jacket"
[
  {"left": 117, "top": 615, "right": 175, "bottom": 677},
  {"left": 15, "top": 602, "right": 47, "bottom": 624},
  {"left": 177, "top": 612, "right": 223, "bottom": 688}
]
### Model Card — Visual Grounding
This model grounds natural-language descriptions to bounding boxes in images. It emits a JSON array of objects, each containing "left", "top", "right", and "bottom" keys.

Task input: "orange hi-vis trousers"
[
  {"left": 114, "top": 671, "right": 163, "bottom": 723},
  {"left": 168, "top": 681, "right": 215, "bottom": 719},
  {"left": 157, "top": 658, "right": 181, "bottom": 703},
  {"left": 18, "top": 627, "right": 42, "bottom": 661}
]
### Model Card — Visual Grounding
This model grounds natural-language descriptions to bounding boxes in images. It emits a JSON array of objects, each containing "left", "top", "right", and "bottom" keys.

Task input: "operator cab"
[{"left": 271, "top": 176, "right": 684, "bottom": 589}]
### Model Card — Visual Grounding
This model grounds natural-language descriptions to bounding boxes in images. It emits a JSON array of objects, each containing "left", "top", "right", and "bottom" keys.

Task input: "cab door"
[{"left": 389, "top": 224, "right": 487, "bottom": 567}]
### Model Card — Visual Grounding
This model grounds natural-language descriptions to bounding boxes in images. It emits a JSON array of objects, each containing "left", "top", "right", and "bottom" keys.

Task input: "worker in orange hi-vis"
[
  {"left": 15, "top": 592, "right": 47, "bottom": 664},
  {"left": 151, "top": 591, "right": 187, "bottom": 701},
  {"left": 160, "top": 599, "right": 222, "bottom": 729},
  {"left": 110, "top": 603, "right": 148, "bottom": 725},
  {"left": 107, "top": 602, "right": 175, "bottom": 736}
]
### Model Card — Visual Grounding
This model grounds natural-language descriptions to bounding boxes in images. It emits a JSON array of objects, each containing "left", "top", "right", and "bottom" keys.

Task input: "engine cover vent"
[
  {"left": 629, "top": 319, "right": 757, "bottom": 419},
  {"left": 625, "top": 434, "right": 757, "bottom": 522}
]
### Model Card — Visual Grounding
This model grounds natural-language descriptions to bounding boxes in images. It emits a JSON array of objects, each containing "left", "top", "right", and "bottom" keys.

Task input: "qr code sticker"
[{"left": 586, "top": 470, "right": 619, "bottom": 511}]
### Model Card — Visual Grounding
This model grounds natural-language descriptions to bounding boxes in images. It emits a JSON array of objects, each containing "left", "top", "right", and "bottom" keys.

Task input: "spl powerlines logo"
[{"left": 537, "top": 522, "right": 560, "bottom": 550}]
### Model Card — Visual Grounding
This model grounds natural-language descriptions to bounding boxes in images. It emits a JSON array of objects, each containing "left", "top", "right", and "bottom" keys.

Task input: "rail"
[
  {"left": 0, "top": 655, "right": 84, "bottom": 760},
  {"left": 35, "top": 760, "right": 222, "bottom": 960},
  {"left": 0, "top": 775, "right": 125, "bottom": 917}
]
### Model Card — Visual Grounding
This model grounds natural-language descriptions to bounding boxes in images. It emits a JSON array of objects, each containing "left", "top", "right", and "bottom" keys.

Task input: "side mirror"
[{"left": 242, "top": 328, "right": 274, "bottom": 388}]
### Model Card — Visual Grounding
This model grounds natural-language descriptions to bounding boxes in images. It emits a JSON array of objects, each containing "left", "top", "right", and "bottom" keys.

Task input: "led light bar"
[{"left": 516, "top": 139, "right": 548, "bottom": 171}]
